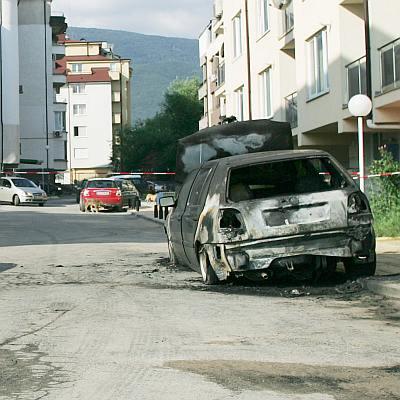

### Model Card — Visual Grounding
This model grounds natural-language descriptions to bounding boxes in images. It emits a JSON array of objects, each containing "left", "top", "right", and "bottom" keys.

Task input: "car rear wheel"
[
  {"left": 345, "top": 256, "right": 376, "bottom": 279},
  {"left": 13, "top": 195, "right": 20, "bottom": 206},
  {"left": 199, "top": 248, "right": 219, "bottom": 285},
  {"left": 38, "top": 203, "right": 44, "bottom": 207},
  {"left": 79, "top": 200, "right": 85, "bottom": 212}
]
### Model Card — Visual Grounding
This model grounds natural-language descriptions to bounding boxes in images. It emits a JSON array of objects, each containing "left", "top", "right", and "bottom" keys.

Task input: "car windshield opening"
[
  {"left": 228, "top": 157, "right": 349, "bottom": 202},
  {"left": 11, "top": 178, "right": 36, "bottom": 188},
  {"left": 87, "top": 180, "right": 116, "bottom": 189}
]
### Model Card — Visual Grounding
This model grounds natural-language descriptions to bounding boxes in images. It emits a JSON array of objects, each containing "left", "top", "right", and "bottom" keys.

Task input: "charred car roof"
[{"left": 202, "top": 149, "right": 333, "bottom": 169}]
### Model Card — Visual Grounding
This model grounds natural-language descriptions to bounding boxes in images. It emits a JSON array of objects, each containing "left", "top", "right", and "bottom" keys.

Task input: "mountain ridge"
[{"left": 68, "top": 27, "right": 200, "bottom": 122}]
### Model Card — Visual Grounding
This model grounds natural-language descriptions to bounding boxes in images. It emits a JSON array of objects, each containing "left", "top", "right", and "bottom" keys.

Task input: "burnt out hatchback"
[{"left": 163, "top": 150, "right": 376, "bottom": 284}]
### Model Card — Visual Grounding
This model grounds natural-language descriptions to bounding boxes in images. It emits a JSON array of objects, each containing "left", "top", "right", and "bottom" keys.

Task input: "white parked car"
[{"left": 0, "top": 177, "right": 48, "bottom": 206}]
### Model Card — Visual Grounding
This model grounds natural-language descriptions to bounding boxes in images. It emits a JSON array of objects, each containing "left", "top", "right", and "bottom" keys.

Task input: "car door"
[
  {"left": 181, "top": 167, "right": 216, "bottom": 269},
  {"left": 168, "top": 170, "right": 198, "bottom": 266},
  {"left": 0, "top": 179, "right": 13, "bottom": 203}
]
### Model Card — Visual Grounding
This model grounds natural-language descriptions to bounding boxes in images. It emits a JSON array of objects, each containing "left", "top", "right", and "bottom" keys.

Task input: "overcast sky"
[{"left": 52, "top": 0, "right": 213, "bottom": 39}]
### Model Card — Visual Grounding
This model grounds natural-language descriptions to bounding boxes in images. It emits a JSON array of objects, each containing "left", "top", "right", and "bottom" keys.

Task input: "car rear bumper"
[{"left": 204, "top": 227, "right": 375, "bottom": 280}]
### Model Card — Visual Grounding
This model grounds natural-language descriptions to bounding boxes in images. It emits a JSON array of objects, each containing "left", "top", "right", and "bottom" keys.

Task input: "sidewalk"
[{"left": 131, "top": 202, "right": 165, "bottom": 226}]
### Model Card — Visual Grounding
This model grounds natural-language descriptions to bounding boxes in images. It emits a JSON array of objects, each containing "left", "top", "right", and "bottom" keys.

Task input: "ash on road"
[{"left": 0, "top": 199, "right": 399, "bottom": 400}]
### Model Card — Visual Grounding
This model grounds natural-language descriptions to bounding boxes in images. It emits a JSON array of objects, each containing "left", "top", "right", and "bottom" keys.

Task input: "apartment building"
[
  {"left": 58, "top": 39, "right": 132, "bottom": 183},
  {"left": 199, "top": 0, "right": 400, "bottom": 169},
  {"left": 18, "top": 0, "right": 68, "bottom": 173},
  {"left": 0, "top": 0, "right": 20, "bottom": 171}
]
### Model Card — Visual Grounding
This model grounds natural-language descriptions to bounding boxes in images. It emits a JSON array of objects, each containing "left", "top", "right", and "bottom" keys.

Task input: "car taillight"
[
  {"left": 116, "top": 189, "right": 122, "bottom": 197},
  {"left": 83, "top": 189, "right": 89, "bottom": 196},
  {"left": 347, "top": 193, "right": 367, "bottom": 215}
]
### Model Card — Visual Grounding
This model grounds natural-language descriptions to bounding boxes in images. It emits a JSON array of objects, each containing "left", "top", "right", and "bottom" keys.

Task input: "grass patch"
[{"left": 373, "top": 208, "right": 400, "bottom": 237}]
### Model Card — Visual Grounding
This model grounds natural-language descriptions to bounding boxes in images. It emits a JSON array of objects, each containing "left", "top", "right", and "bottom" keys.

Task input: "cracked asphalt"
[{"left": 0, "top": 198, "right": 399, "bottom": 400}]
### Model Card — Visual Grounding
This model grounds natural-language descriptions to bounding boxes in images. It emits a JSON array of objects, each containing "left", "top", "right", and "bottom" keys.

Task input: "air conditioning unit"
[
  {"left": 271, "top": 0, "right": 290, "bottom": 10},
  {"left": 53, "top": 130, "right": 62, "bottom": 138}
]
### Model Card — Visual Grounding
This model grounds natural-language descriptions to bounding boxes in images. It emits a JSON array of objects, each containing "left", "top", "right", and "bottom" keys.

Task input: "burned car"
[{"left": 162, "top": 150, "right": 376, "bottom": 284}]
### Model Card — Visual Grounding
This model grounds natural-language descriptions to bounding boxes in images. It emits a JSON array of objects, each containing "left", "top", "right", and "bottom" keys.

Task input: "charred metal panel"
[{"left": 176, "top": 120, "right": 293, "bottom": 183}]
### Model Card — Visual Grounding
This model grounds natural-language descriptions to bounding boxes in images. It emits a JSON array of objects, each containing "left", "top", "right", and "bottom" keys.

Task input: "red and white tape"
[
  {"left": 1, "top": 171, "right": 176, "bottom": 176},
  {"left": 351, "top": 171, "right": 400, "bottom": 180}
]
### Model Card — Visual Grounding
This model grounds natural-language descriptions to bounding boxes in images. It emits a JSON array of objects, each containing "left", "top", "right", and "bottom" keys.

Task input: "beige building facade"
[
  {"left": 58, "top": 39, "right": 132, "bottom": 183},
  {"left": 199, "top": 0, "right": 400, "bottom": 169}
]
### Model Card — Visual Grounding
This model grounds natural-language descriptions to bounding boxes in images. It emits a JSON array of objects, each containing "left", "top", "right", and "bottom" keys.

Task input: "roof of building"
[{"left": 67, "top": 68, "right": 111, "bottom": 83}]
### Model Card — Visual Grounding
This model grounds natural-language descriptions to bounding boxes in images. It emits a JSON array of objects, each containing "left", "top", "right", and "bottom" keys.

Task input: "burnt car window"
[
  {"left": 187, "top": 168, "right": 212, "bottom": 206},
  {"left": 228, "top": 157, "right": 349, "bottom": 202}
]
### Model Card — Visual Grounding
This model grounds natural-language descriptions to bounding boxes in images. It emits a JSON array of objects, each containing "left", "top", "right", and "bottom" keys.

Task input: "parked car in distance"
[
  {"left": 79, "top": 178, "right": 139, "bottom": 212},
  {"left": 162, "top": 150, "right": 376, "bottom": 285},
  {"left": 109, "top": 177, "right": 141, "bottom": 211},
  {"left": 108, "top": 174, "right": 148, "bottom": 196},
  {"left": 0, "top": 177, "right": 48, "bottom": 206}
]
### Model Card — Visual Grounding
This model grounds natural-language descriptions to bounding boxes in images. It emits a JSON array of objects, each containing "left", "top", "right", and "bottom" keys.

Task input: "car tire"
[
  {"left": 135, "top": 198, "right": 140, "bottom": 212},
  {"left": 38, "top": 203, "right": 44, "bottom": 207},
  {"left": 345, "top": 256, "right": 376, "bottom": 279},
  {"left": 79, "top": 200, "right": 85, "bottom": 212},
  {"left": 199, "top": 248, "right": 219, "bottom": 285},
  {"left": 13, "top": 195, "right": 20, "bottom": 206}
]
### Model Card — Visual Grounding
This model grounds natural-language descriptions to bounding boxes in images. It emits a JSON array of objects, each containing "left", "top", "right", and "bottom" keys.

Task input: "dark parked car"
[
  {"left": 162, "top": 150, "right": 376, "bottom": 284},
  {"left": 75, "top": 179, "right": 88, "bottom": 203}
]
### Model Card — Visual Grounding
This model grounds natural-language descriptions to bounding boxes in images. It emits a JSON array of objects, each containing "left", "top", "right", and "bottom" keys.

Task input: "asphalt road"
[{"left": 0, "top": 199, "right": 399, "bottom": 400}]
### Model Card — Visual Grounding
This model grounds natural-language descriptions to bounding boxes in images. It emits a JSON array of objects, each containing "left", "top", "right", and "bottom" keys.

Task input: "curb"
[
  {"left": 131, "top": 210, "right": 165, "bottom": 226},
  {"left": 362, "top": 276, "right": 400, "bottom": 300}
]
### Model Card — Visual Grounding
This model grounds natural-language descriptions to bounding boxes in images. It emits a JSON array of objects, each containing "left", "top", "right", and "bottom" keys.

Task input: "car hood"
[{"left": 17, "top": 187, "right": 46, "bottom": 195}]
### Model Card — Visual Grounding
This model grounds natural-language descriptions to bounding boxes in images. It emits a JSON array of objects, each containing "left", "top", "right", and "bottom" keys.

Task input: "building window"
[
  {"left": 307, "top": 29, "right": 329, "bottom": 99},
  {"left": 235, "top": 86, "right": 244, "bottom": 121},
  {"left": 54, "top": 111, "right": 66, "bottom": 131},
  {"left": 285, "top": 92, "right": 298, "bottom": 128},
  {"left": 380, "top": 38, "right": 400, "bottom": 92},
  {"left": 259, "top": 0, "right": 269, "bottom": 35},
  {"left": 233, "top": 12, "right": 242, "bottom": 58},
  {"left": 72, "top": 83, "right": 86, "bottom": 94},
  {"left": 260, "top": 68, "right": 273, "bottom": 118},
  {"left": 282, "top": 0, "right": 294, "bottom": 34},
  {"left": 73, "top": 104, "right": 86, "bottom": 116},
  {"left": 346, "top": 57, "right": 367, "bottom": 103},
  {"left": 202, "top": 64, "right": 207, "bottom": 83},
  {"left": 203, "top": 97, "right": 208, "bottom": 117},
  {"left": 74, "top": 126, "right": 87, "bottom": 137},
  {"left": 71, "top": 63, "right": 83, "bottom": 73},
  {"left": 74, "top": 148, "right": 89, "bottom": 159}
]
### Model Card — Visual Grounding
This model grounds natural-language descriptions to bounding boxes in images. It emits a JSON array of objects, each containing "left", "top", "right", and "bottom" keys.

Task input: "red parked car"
[{"left": 79, "top": 178, "right": 140, "bottom": 212}]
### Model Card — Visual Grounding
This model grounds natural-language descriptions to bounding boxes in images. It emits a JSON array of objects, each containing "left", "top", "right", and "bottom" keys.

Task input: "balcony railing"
[
  {"left": 285, "top": 92, "right": 298, "bottom": 129},
  {"left": 345, "top": 56, "right": 367, "bottom": 103},
  {"left": 380, "top": 37, "right": 400, "bottom": 93}
]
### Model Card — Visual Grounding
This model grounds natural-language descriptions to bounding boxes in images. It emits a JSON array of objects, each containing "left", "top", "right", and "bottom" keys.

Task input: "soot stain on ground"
[{"left": 165, "top": 360, "right": 400, "bottom": 399}]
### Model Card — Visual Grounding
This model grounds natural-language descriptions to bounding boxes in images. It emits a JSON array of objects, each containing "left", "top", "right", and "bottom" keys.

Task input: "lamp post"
[{"left": 348, "top": 94, "right": 372, "bottom": 193}]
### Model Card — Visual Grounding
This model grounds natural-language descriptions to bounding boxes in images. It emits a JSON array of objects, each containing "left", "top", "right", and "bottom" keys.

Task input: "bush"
[{"left": 368, "top": 147, "right": 400, "bottom": 237}]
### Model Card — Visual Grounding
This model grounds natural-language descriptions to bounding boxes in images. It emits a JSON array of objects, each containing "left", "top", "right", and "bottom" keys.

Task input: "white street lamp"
[{"left": 348, "top": 94, "right": 372, "bottom": 193}]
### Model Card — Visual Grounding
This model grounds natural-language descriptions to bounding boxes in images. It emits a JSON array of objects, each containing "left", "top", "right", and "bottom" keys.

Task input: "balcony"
[
  {"left": 199, "top": 115, "right": 208, "bottom": 130},
  {"left": 345, "top": 56, "right": 367, "bottom": 104},
  {"left": 52, "top": 44, "right": 65, "bottom": 58},
  {"left": 379, "top": 38, "right": 400, "bottom": 94},
  {"left": 113, "top": 113, "right": 121, "bottom": 124},
  {"left": 198, "top": 82, "right": 207, "bottom": 100},
  {"left": 285, "top": 92, "right": 298, "bottom": 129},
  {"left": 112, "top": 91, "right": 121, "bottom": 102},
  {"left": 53, "top": 72, "right": 66, "bottom": 86}
]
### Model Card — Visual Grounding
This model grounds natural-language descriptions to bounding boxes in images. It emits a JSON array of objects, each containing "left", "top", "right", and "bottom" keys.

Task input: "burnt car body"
[{"left": 163, "top": 150, "right": 376, "bottom": 284}]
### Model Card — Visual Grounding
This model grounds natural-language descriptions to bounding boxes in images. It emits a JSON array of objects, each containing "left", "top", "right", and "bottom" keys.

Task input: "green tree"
[{"left": 120, "top": 77, "right": 202, "bottom": 171}]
